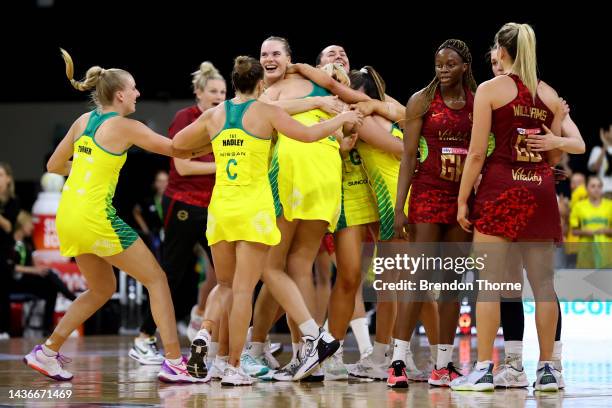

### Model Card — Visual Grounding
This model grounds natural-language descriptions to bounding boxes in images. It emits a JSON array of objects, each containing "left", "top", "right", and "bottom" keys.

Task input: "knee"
[
  {"left": 335, "top": 272, "right": 360, "bottom": 294},
  {"left": 93, "top": 278, "right": 117, "bottom": 300}
]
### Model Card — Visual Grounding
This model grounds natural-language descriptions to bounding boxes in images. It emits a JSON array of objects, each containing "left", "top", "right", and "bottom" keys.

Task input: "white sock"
[
  {"left": 209, "top": 342, "right": 219, "bottom": 358},
  {"left": 476, "top": 360, "right": 492, "bottom": 370},
  {"left": 371, "top": 341, "right": 387, "bottom": 364},
  {"left": 391, "top": 339, "right": 409, "bottom": 364},
  {"left": 298, "top": 319, "right": 320, "bottom": 338},
  {"left": 323, "top": 319, "right": 329, "bottom": 332},
  {"left": 538, "top": 360, "right": 554, "bottom": 370},
  {"left": 429, "top": 345, "right": 438, "bottom": 366},
  {"left": 215, "top": 355, "right": 228, "bottom": 364},
  {"left": 246, "top": 326, "right": 253, "bottom": 343},
  {"left": 350, "top": 318, "right": 372, "bottom": 355},
  {"left": 337, "top": 340, "right": 344, "bottom": 357},
  {"left": 292, "top": 343, "right": 301, "bottom": 360},
  {"left": 41, "top": 344, "right": 58, "bottom": 357},
  {"left": 246, "top": 342, "right": 264, "bottom": 358},
  {"left": 504, "top": 340, "right": 523, "bottom": 357},
  {"left": 552, "top": 341, "right": 562, "bottom": 361},
  {"left": 436, "top": 344, "right": 453, "bottom": 369},
  {"left": 196, "top": 328, "right": 211, "bottom": 342},
  {"left": 168, "top": 356, "right": 183, "bottom": 365}
]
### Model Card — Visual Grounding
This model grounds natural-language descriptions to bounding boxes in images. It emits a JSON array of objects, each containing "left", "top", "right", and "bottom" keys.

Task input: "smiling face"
[
  {"left": 116, "top": 74, "right": 140, "bottom": 115},
  {"left": 260, "top": 40, "right": 291, "bottom": 84},
  {"left": 318, "top": 45, "right": 350, "bottom": 71},
  {"left": 435, "top": 48, "right": 467, "bottom": 87},
  {"left": 196, "top": 79, "right": 226, "bottom": 111}
]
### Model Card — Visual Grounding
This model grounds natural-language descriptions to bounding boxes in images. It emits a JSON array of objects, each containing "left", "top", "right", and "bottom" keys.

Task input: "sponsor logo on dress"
[
  {"left": 177, "top": 210, "right": 189, "bottom": 221},
  {"left": 441, "top": 147, "right": 468, "bottom": 155},
  {"left": 511, "top": 168, "right": 542, "bottom": 185}
]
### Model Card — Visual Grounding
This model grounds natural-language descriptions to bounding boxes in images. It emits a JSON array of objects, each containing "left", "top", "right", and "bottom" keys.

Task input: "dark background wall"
[{"left": 1, "top": 3, "right": 609, "bottom": 218}]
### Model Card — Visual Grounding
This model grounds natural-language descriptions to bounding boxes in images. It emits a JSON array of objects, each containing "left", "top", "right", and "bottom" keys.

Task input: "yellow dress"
[
  {"left": 56, "top": 110, "right": 138, "bottom": 257},
  {"left": 206, "top": 100, "right": 280, "bottom": 246},
  {"left": 336, "top": 148, "right": 379, "bottom": 230},
  {"left": 269, "top": 85, "right": 342, "bottom": 230},
  {"left": 357, "top": 124, "right": 407, "bottom": 240}
]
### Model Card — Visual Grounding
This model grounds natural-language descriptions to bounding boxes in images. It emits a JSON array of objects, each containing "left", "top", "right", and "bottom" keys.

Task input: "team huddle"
[{"left": 22, "top": 21, "right": 585, "bottom": 393}]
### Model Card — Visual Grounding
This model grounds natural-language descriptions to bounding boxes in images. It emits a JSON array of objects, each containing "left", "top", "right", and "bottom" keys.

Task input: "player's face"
[
  {"left": 435, "top": 48, "right": 467, "bottom": 87},
  {"left": 490, "top": 48, "right": 505, "bottom": 77},
  {"left": 319, "top": 45, "right": 350, "bottom": 71},
  {"left": 118, "top": 75, "right": 140, "bottom": 115},
  {"left": 0, "top": 167, "right": 10, "bottom": 195},
  {"left": 154, "top": 172, "right": 168, "bottom": 195},
  {"left": 260, "top": 40, "right": 291, "bottom": 84},
  {"left": 197, "top": 79, "right": 226, "bottom": 110}
]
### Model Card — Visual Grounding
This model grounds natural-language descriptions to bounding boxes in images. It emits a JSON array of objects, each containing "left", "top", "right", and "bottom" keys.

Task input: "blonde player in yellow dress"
[
  {"left": 24, "top": 50, "right": 209, "bottom": 384},
  {"left": 172, "top": 56, "right": 362, "bottom": 385}
]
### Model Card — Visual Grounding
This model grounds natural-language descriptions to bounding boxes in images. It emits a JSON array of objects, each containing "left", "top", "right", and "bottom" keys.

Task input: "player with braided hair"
[{"left": 389, "top": 39, "right": 477, "bottom": 388}]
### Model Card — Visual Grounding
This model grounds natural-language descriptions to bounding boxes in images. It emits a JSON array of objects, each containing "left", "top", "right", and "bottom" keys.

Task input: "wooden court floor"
[{"left": 1, "top": 334, "right": 611, "bottom": 407}]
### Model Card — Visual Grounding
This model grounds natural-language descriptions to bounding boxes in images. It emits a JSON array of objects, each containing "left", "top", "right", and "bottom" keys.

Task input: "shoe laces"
[{"left": 56, "top": 354, "right": 72, "bottom": 368}]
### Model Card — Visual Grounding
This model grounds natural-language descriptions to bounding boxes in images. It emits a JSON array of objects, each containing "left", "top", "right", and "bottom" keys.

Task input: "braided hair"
[{"left": 417, "top": 39, "right": 477, "bottom": 118}]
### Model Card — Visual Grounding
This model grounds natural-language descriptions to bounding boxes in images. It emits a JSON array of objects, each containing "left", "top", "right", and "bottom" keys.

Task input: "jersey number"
[
  {"left": 440, "top": 154, "right": 464, "bottom": 182},
  {"left": 514, "top": 134, "right": 542, "bottom": 163}
]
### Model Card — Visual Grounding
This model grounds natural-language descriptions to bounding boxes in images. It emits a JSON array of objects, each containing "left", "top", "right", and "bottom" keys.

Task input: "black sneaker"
[
  {"left": 293, "top": 328, "right": 339, "bottom": 381},
  {"left": 186, "top": 338, "right": 208, "bottom": 378}
]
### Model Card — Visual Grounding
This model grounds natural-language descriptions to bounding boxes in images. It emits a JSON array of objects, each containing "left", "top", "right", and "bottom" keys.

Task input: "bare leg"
[{"left": 314, "top": 249, "right": 333, "bottom": 325}]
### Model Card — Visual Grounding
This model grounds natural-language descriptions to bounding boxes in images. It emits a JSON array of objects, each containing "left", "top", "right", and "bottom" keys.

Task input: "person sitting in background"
[
  {"left": 132, "top": 170, "right": 168, "bottom": 260},
  {"left": 10, "top": 211, "right": 77, "bottom": 336},
  {"left": 570, "top": 176, "right": 612, "bottom": 268}
]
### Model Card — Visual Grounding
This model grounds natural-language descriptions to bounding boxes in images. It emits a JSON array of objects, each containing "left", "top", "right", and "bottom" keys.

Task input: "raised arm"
[
  {"left": 393, "top": 92, "right": 426, "bottom": 238},
  {"left": 267, "top": 105, "right": 361, "bottom": 143},
  {"left": 457, "top": 82, "right": 493, "bottom": 232},
  {"left": 290, "top": 63, "right": 369, "bottom": 104}
]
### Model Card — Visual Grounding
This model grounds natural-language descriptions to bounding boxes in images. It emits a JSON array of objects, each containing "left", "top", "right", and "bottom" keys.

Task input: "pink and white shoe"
[
  {"left": 386, "top": 360, "right": 408, "bottom": 388},
  {"left": 428, "top": 362, "right": 463, "bottom": 387},
  {"left": 158, "top": 356, "right": 208, "bottom": 383},
  {"left": 24, "top": 345, "right": 73, "bottom": 381}
]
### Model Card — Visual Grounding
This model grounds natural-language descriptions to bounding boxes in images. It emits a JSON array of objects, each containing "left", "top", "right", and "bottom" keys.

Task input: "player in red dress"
[
  {"left": 452, "top": 23, "right": 564, "bottom": 392},
  {"left": 390, "top": 39, "right": 477, "bottom": 388}
]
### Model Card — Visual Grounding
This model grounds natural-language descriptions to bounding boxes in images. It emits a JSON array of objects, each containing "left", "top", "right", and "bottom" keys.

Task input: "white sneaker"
[
  {"left": 158, "top": 357, "right": 207, "bottom": 383},
  {"left": 239, "top": 353, "right": 269, "bottom": 377},
  {"left": 552, "top": 360, "right": 565, "bottom": 389},
  {"left": 493, "top": 359, "right": 529, "bottom": 388},
  {"left": 450, "top": 362, "right": 494, "bottom": 391},
  {"left": 273, "top": 358, "right": 300, "bottom": 381},
  {"left": 301, "top": 366, "right": 324, "bottom": 382},
  {"left": 24, "top": 345, "right": 73, "bottom": 381},
  {"left": 293, "top": 328, "right": 340, "bottom": 381},
  {"left": 262, "top": 336, "right": 281, "bottom": 369},
  {"left": 208, "top": 356, "right": 228, "bottom": 381},
  {"left": 404, "top": 350, "right": 428, "bottom": 382},
  {"left": 348, "top": 355, "right": 388, "bottom": 380},
  {"left": 221, "top": 365, "right": 254, "bottom": 386},
  {"left": 186, "top": 306, "right": 204, "bottom": 342},
  {"left": 129, "top": 337, "right": 165, "bottom": 365},
  {"left": 534, "top": 363, "right": 560, "bottom": 392},
  {"left": 324, "top": 352, "right": 348, "bottom": 381}
]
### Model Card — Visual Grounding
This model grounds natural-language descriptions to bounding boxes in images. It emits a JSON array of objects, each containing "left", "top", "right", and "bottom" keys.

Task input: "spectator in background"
[
  {"left": 564, "top": 172, "right": 588, "bottom": 266},
  {"left": 571, "top": 176, "right": 612, "bottom": 268},
  {"left": 10, "top": 211, "right": 76, "bottom": 336},
  {"left": 588, "top": 126, "right": 612, "bottom": 197},
  {"left": 132, "top": 170, "right": 168, "bottom": 260},
  {"left": 0, "top": 162, "right": 20, "bottom": 340}
]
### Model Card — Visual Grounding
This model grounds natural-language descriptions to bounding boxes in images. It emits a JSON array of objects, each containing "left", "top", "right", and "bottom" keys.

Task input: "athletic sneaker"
[
  {"left": 552, "top": 360, "right": 565, "bottom": 389},
  {"left": 158, "top": 357, "right": 207, "bottom": 383},
  {"left": 128, "top": 337, "right": 165, "bottom": 365},
  {"left": 262, "top": 337, "right": 281, "bottom": 368},
  {"left": 208, "top": 356, "right": 228, "bottom": 381},
  {"left": 493, "top": 358, "right": 529, "bottom": 388},
  {"left": 450, "top": 362, "right": 494, "bottom": 391},
  {"left": 186, "top": 337, "right": 208, "bottom": 378},
  {"left": 324, "top": 352, "right": 348, "bottom": 381},
  {"left": 301, "top": 366, "right": 324, "bottom": 382},
  {"left": 221, "top": 365, "right": 254, "bottom": 386},
  {"left": 292, "top": 328, "right": 340, "bottom": 381},
  {"left": 24, "top": 345, "right": 73, "bottom": 381},
  {"left": 273, "top": 358, "right": 300, "bottom": 381},
  {"left": 534, "top": 363, "right": 560, "bottom": 392},
  {"left": 186, "top": 306, "right": 204, "bottom": 342},
  {"left": 405, "top": 350, "right": 429, "bottom": 382},
  {"left": 429, "top": 362, "right": 463, "bottom": 387},
  {"left": 239, "top": 353, "right": 269, "bottom": 377},
  {"left": 268, "top": 341, "right": 283, "bottom": 357},
  {"left": 387, "top": 360, "right": 408, "bottom": 388},
  {"left": 348, "top": 355, "right": 389, "bottom": 380}
]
